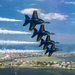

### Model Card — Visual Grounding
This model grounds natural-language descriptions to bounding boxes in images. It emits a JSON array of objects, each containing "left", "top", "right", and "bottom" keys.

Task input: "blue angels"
[
  {"left": 22, "top": 10, "right": 60, "bottom": 57},
  {"left": 23, "top": 10, "right": 50, "bottom": 31},
  {"left": 31, "top": 23, "right": 52, "bottom": 41},
  {"left": 39, "top": 34, "right": 59, "bottom": 50},
  {"left": 45, "top": 46, "right": 59, "bottom": 57}
]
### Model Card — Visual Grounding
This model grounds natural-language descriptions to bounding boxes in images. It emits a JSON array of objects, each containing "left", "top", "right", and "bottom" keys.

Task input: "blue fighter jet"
[
  {"left": 39, "top": 34, "right": 59, "bottom": 50},
  {"left": 31, "top": 23, "right": 51, "bottom": 41},
  {"left": 45, "top": 44, "right": 59, "bottom": 57},
  {"left": 22, "top": 10, "right": 50, "bottom": 31}
]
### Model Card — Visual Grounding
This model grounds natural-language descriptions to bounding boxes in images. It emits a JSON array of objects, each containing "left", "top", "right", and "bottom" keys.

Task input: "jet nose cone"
[{"left": 45, "top": 22, "right": 50, "bottom": 24}]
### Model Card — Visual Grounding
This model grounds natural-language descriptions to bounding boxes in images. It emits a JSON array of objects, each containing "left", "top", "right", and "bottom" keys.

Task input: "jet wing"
[
  {"left": 29, "top": 23, "right": 36, "bottom": 31},
  {"left": 32, "top": 10, "right": 38, "bottom": 20},
  {"left": 46, "top": 34, "right": 50, "bottom": 42},
  {"left": 48, "top": 52, "right": 53, "bottom": 57},
  {"left": 39, "top": 24, "right": 45, "bottom": 32},
  {"left": 51, "top": 43, "right": 55, "bottom": 50},
  {"left": 37, "top": 35, "right": 43, "bottom": 41},
  {"left": 43, "top": 44, "right": 48, "bottom": 50}
]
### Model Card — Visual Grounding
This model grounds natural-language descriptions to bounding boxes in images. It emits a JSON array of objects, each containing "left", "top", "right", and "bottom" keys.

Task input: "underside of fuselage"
[{"left": 28, "top": 19, "right": 44, "bottom": 24}]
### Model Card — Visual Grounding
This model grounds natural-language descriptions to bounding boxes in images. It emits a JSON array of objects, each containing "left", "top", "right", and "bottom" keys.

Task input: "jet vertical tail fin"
[
  {"left": 39, "top": 39, "right": 44, "bottom": 47},
  {"left": 23, "top": 15, "right": 30, "bottom": 26},
  {"left": 31, "top": 28, "right": 38, "bottom": 38}
]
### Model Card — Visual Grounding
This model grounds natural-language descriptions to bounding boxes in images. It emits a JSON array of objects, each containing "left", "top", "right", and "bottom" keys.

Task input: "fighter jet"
[
  {"left": 39, "top": 34, "right": 59, "bottom": 50},
  {"left": 45, "top": 44, "right": 59, "bottom": 57},
  {"left": 31, "top": 23, "right": 52, "bottom": 41},
  {"left": 22, "top": 10, "right": 50, "bottom": 31}
]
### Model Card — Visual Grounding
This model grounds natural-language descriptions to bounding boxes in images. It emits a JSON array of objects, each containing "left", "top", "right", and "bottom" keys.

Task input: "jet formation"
[{"left": 22, "top": 10, "right": 60, "bottom": 57}]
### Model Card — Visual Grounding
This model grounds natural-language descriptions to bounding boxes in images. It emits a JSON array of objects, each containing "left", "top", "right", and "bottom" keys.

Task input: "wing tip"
[
  {"left": 29, "top": 30, "right": 32, "bottom": 32},
  {"left": 47, "top": 34, "right": 50, "bottom": 36},
  {"left": 36, "top": 40, "right": 40, "bottom": 42},
  {"left": 43, "top": 48, "right": 46, "bottom": 50},
  {"left": 48, "top": 55, "right": 51, "bottom": 57},
  {"left": 34, "top": 10, "right": 37, "bottom": 12},
  {"left": 41, "top": 23, "right": 44, "bottom": 25}
]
